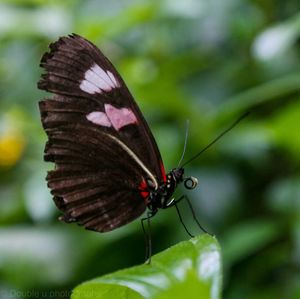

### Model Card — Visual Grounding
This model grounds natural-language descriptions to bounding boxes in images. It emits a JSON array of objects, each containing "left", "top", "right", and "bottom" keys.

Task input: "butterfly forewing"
[
  {"left": 38, "top": 34, "right": 166, "bottom": 231},
  {"left": 39, "top": 34, "right": 165, "bottom": 182}
]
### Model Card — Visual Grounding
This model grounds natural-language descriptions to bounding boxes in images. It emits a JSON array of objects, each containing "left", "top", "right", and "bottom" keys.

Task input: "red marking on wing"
[
  {"left": 140, "top": 191, "right": 150, "bottom": 198},
  {"left": 160, "top": 160, "right": 167, "bottom": 183},
  {"left": 138, "top": 179, "right": 150, "bottom": 203},
  {"left": 139, "top": 179, "right": 147, "bottom": 190}
]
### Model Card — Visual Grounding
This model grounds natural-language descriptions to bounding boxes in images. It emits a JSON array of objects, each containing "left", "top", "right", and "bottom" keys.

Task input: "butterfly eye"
[{"left": 184, "top": 177, "right": 198, "bottom": 189}]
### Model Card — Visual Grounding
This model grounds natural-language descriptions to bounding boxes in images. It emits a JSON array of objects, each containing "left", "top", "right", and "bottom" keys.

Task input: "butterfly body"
[
  {"left": 145, "top": 167, "right": 184, "bottom": 216},
  {"left": 38, "top": 34, "right": 197, "bottom": 233}
]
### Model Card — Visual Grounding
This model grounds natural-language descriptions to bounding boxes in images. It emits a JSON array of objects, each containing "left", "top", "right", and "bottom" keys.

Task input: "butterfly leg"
[
  {"left": 166, "top": 195, "right": 210, "bottom": 235},
  {"left": 173, "top": 200, "right": 194, "bottom": 238},
  {"left": 182, "top": 195, "right": 210, "bottom": 234},
  {"left": 141, "top": 211, "right": 156, "bottom": 264}
]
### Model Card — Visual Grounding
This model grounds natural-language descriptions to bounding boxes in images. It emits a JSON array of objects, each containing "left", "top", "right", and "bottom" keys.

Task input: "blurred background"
[{"left": 0, "top": 0, "right": 300, "bottom": 298}]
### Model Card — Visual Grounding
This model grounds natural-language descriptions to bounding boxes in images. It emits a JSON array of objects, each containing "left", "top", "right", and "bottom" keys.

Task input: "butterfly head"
[
  {"left": 170, "top": 167, "right": 184, "bottom": 183},
  {"left": 151, "top": 168, "right": 198, "bottom": 212}
]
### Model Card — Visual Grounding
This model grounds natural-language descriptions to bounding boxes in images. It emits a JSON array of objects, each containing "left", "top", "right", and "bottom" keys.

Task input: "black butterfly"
[
  {"left": 38, "top": 33, "right": 201, "bottom": 237},
  {"left": 38, "top": 34, "right": 250, "bottom": 261}
]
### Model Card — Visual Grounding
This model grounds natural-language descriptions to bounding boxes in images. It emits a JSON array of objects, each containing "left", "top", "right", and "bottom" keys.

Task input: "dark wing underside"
[
  {"left": 38, "top": 34, "right": 165, "bottom": 182},
  {"left": 38, "top": 34, "right": 165, "bottom": 232},
  {"left": 42, "top": 121, "right": 146, "bottom": 232}
]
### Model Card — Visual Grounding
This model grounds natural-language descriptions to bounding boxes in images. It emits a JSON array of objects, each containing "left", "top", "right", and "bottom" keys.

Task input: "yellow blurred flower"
[{"left": 0, "top": 132, "right": 25, "bottom": 167}]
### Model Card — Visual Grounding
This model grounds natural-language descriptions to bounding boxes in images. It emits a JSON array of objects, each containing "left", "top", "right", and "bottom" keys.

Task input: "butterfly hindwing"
[
  {"left": 40, "top": 111, "right": 148, "bottom": 231},
  {"left": 38, "top": 34, "right": 166, "bottom": 231}
]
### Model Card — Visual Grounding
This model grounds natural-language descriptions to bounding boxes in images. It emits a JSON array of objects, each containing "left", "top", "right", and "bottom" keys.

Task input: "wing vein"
[{"left": 107, "top": 133, "right": 158, "bottom": 190}]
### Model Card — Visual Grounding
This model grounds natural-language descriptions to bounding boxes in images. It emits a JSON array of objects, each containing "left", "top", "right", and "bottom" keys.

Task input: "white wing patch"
[
  {"left": 86, "top": 111, "right": 111, "bottom": 127},
  {"left": 80, "top": 63, "right": 120, "bottom": 94},
  {"left": 86, "top": 104, "right": 137, "bottom": 131},
  {"left": 79, "top": 80, "right": 99, "bottom": 94},
  {"left": 107, "top": 71, "right": 118, "bottom": 87}
]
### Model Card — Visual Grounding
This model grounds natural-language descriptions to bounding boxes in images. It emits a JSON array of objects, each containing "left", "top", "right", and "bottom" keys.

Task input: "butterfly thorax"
[{"left": 147, "top": 168, "right": 185, "bottom": 213}]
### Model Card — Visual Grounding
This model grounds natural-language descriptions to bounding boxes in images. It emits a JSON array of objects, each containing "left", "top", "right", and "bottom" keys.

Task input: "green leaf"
[{"left": 72, "top": 234, "right": 222, "bottom": 299}]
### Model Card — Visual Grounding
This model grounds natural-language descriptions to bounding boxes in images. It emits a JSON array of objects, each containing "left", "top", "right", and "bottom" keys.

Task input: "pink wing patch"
[
  {"left": 105, "top": 104, "right": 137, "bottom": 131},
  {"left": 86, "top": 104, "right": 138, "bottom": 131}
]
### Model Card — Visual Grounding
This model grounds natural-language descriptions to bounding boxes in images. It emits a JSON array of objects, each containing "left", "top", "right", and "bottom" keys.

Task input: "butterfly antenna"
[
  {"left": 181, "top": 111, "right": 250, "bottom": 167},
  {"left": 177, "top": 120, "right": 190, "bottom": 167}
]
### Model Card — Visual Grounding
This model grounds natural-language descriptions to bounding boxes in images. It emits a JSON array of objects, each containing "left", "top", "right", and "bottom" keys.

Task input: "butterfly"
[
  {"left": 40, "top": 35, "right": 250, "bottom": 265},
  {"left": 38, "top": 34, "right": 250, "bottom": 261},
  {"left": 38, "top": 33, "right": 201, "bottom": 236}
]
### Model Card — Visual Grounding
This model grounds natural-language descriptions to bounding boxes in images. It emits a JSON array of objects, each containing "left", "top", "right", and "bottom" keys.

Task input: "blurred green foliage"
[{"left": 0, "top": 0, "right": 300, "bottom": 298}]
